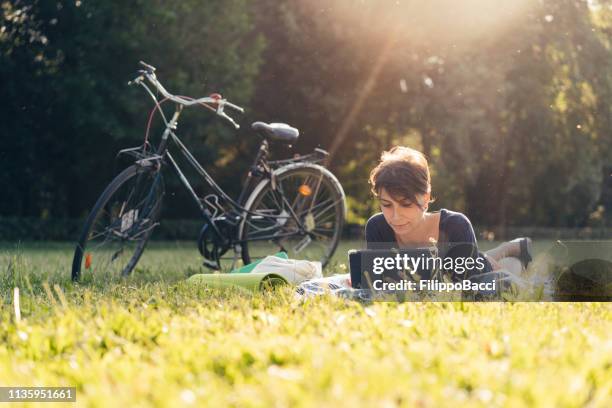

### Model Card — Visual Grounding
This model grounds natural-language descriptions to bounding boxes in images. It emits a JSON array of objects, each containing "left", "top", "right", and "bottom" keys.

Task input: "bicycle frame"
[
  {"left": 118, "top": 67, "right": 339, "bottom": 271},
  {"left": 127, "top": 101, "right": 321, "bottom": 248},
  {"left": 72, "top": 63, "right": 344, "bottom": 279}
]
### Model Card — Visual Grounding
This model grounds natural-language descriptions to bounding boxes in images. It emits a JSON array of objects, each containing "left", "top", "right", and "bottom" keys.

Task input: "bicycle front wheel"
[
  {"left": 239, "top": 163, "right": 346, "bottom": 268},
  {"left": 71, "top": 164, "right": 164, "bottom": 282}
]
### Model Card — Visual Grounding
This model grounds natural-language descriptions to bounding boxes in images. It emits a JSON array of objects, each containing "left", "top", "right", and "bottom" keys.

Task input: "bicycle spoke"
[
  {"left": 111, "top": 247, "right": 125, "bottom": 262},
  {"left": 306, "top": 173, "right": 324, "bottom": 213},
  {"left": 266, "top": 187, "right": 285, "bottom": 212},
  {"left": 74, "top": 166, "right": 163, "bottom": 280},
  {"left": 289, "top": 175, "right": 309, "bottom": 210},
  {"left": 312, "top": 197, "right": 344, "bottom": 221},
  {"left": 308, "top": 230, "right": 333, "bottom": 241},
  {"left": 242, "top": 166, "right": 344, "bottom": 268},
  {"left": 313, "top": 226, "right": 336, "bottom": 233},
  {"left": 246, "top": 221, "right": 281, "bottom": 235},
  {"left": 297, "top": 197, "right": 334, "bottom": 218}
]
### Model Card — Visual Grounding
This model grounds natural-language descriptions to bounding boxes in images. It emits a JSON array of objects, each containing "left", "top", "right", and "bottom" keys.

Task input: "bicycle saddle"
[{"left": 251, "top": 122, "right": 299, "bottom": 144}]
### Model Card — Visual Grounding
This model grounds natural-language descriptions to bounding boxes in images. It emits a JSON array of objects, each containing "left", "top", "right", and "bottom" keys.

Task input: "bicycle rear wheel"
[
  {"left": 239, "top": 163, "right": 345, "bottom": 267},
  {"left": 71, "top": 164, "right": 164, "bottom": 282}
]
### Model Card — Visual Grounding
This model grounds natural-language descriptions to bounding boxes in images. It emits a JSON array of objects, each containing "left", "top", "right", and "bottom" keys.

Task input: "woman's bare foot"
[
  {"left": 484, "top": 240, "right": 521, "bottom": 262},
  {"left": 484, "top": 237, "right": 532, "bottom": 266}
]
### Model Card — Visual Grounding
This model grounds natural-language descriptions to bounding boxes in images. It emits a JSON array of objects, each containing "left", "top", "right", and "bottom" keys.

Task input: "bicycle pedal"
[{"left": 202, "top": 259, "right": 220, "bottom": 271}]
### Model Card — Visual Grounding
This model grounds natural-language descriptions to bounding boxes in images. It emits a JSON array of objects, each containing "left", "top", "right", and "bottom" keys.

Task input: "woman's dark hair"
[{"left": 368, "top": 146, "right": 434, "bottom": 208}]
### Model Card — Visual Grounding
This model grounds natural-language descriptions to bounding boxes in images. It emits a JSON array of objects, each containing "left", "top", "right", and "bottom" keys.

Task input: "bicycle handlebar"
[{"left": 129, "top": 61, "right": 244, "bottom": 129}]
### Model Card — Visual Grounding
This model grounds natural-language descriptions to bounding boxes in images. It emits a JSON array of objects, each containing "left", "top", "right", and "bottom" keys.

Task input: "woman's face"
[{"left": 378, "top": 188, "right": 428, "bottom": 236}]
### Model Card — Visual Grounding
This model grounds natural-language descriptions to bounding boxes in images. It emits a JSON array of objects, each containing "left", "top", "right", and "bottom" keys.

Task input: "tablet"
[{"left": 348, "top": 248, "right": 435, "bottom": 289}]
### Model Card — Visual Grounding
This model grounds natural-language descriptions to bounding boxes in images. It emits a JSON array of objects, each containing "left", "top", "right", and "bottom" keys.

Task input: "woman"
[{"left": 365, "top": 146, "right": 532, "bottom": 280}]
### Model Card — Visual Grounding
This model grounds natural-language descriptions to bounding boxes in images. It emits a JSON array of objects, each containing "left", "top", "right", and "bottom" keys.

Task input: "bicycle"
[{"left": 71, "top": 62, "right": 346, "bottom": 282}]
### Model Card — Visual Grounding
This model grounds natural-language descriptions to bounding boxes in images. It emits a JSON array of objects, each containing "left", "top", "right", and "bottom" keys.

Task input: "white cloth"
[{"left": 251, "top": 256, "right": 322, "bottom": 284}]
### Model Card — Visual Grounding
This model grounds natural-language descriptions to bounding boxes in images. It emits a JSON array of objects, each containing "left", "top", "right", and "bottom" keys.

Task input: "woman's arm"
[
  {"left": 442, "top": 212, "right": 492, "bottom": 277},
  {"left": 364, "top": 213, "right": 394, "bottom": 249}
]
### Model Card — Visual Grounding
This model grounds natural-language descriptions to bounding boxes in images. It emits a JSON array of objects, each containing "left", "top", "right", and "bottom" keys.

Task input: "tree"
[{"left": 0, "top": 0, "right": 264, "bottom": 219}]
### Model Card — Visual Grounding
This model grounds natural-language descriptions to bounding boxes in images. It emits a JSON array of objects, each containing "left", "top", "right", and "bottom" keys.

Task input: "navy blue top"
[{"left": 365, "top": 208, "right": 492, "bottom": 275}]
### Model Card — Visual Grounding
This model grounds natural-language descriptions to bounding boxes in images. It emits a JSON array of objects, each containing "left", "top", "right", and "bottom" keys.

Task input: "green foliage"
[
  {"left": 1, "top": 0, "right": 612, "bottom": 230},
  {"left": 250, "top": 0, "right": 612, "bottom": 228},
  {"left": 0, "top": 0, "right": 264, "bottom": 219}
]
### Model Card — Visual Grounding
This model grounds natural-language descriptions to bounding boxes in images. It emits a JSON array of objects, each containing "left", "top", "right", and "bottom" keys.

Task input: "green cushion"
[{"left": 229, "top": 251, "right": 288, "bottom": 274}]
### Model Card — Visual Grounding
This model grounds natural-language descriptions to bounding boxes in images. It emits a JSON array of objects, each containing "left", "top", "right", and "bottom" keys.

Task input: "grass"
[{"left": 0, "top": 240, "right": 611, "bottom": 407}]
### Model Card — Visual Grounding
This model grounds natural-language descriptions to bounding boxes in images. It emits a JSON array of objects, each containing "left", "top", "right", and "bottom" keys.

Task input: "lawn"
[{"left": 0, "top": 241, "right": 610, "bottom": 407}]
